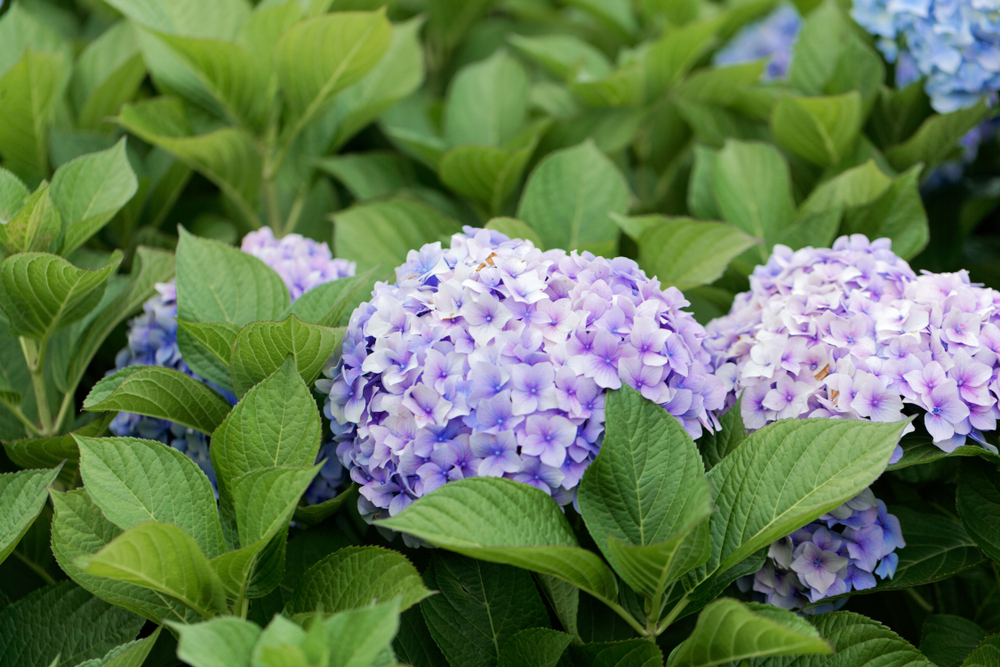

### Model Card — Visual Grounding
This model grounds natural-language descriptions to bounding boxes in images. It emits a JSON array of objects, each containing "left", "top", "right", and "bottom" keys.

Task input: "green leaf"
[
  {"left": 394, "top": 607, "right": 448, "bottom": 667},
  {"left": 798, "top": 160, "right": 893, "bottom": 217},
  {"left": 888, "top": 435, "right": 1000, "bottom": 471},
  {"left": 0, "top": 183, "right": 61, "bottom": 254},
  {"left": 644, "top": 18, "right": 721, "bottom": 98},
  {"left": 0, "top": 4, "right": 71, "bottom": 79},
  {"left": 380, "top": 477, "right": 619, "bottom": 605},
  {"left": 76, "top": 435, "right": 227, "bottom": 558},
  {"left": 0, "top": 581, "right": 145, "bottom": 667},
  {"left": 50, "top": 138, "right": 139, "bottom": 255},
  {"left": 963, "top": 635, "right": 1000, "bottom": 667},
  {"left": 176, "top": 320, "right": 240, "bottom": 393},
  {"left": 175, "top": 226, "right": 290, "bottom": 325},
  {"left": 70, "top": 21, "right": 146, "bottom": 132},
  {"left": 711, "top": 140, "right": 795, "bottom": 261},
  {"left": 517, "top": 140, "right": 629, "bottom": 255},
  {"left": 771, "top": 93, "right": 863, "bottom": 167},
  {"left": 103, "top": 0, "right": 250, "bottom": 39},
  {"left": 957, "top": 460, "right": 1000, "bottom": 563},
  {"left": 885, "top": 100, "right": 989, "bottom": 172},
  {"left": 117, "top": 98, "right": 262, "bottom": 216},
  {"left": 630, "top": 215, "right": 760, "bottom": 290},
  {"left": 444, "top": 50, "right": 529, "bottom": 148},
  {"left": 672, "top": 599, "right": 831, "bottom": 666},
  {"left": 276, "top": 10, "right": 392, "bottom": 137},
  {"left": 327, "top": 16, "right": 426, "bottom": 151},
  {"left": 697, "top": 398, "right": 745, "bottom": 472},
  {"left": 703, "top": 418, "right": 907, "bottom": 577},
  {"left": 83, "top": 366, "right": 232, "bottom": 435},
  {"left": 0, "top": 166, "right": 28, "bottom": 224},
  {"left": 420, "top": 552, "right": 550, "bottom": 667},
  {"left": 0, "top": 49, "right": 65, "bottom": 184},
  {"left": 565, "top": 0, "right": 637, "bottom": 36},
  {"left": 285, "top": 546, "right": 430, "bottom": 617},
  {"left": 570, "top": 64, "right": 646, "bottom": 108},
  {"left": 316, "top": 152, "right": 418, "bottom": 202},
  {"left": 568, "top": 638, "right": 663, "bottom": 666},
  {"left": 93, "top": 627, "right": 163, "bottom": 667},
  {"left": 3, "top": 413, "right": 113, "bottom": 486},
  {"left": 788, "top": 0, "right": 851, "bottom": 95},
  {"left": 484, "top": 217, "right": 544, "bottom": 248},
  {"left": 675, "top": 61, "right": 766, "bottom": 107},
  {"left": 282, "top": 266, "right": 379, "bottom": 328},
  {"left": 497, "top": 628, "right": 573, "bottom": 667},
  {"left": 324, "top": 598, "right": 402, "bottom": 667},
  {"left": 50, "top": 489, "right": 201, "bottom": 624},
  {"left": 293, "top": 485, "right": 357, "bottom": 527},
  {"left": 0, "top": 251, "right": 121, "bottom": 341},
  {"left": 842, "top": 165, "right": 928, "bottom": 260},
  {"left": 439, "top": 138, "right": 539, "bottom": 216},
  {"left": 921, "top": 616, "right": 986, "bottom": 667},
  {"left": 78, "top": 521, "right": 229, "bottom": 619},
  {"left": 508, "top": 34, "right": 611, "bottom": 80},
  {"left": 173, "top": 616, "right": 261, "bottom": 667},
  {"left": 688, "top": 145, "right": 721, "bottom": 221},
  {"left": 333, "top": 198, "right": 462, "bottom": 279},
  {"left": 228, "top": 316, "right": 343, "bottom": 397},
  {"left": 0, "top": 466, "right": 60, "bottom": 565}
]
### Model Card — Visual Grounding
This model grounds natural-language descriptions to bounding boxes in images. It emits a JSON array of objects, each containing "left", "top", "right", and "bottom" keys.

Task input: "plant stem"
[
  {"left": 605, "top": 600, "right": 653, "bottom": 639},
  {"left": 20, "top": 336, "right": 52, "bottom": 434},
  {"left": 52, "top": 390, "right": 75, "bottom": 436},
  {"left": 906, "top": 587, "right": 934, "bottom": 612},
  {"left": 13, "top": 549, "right": 56, "bottom": 585},
  {"left": 283, "top": 187, "right": 309, "bottom": 237},
  {"left": 656, "top": 596, "right": 689, "bottom": 635},
  {"left": 238, "top": 594, "right": 250, "bottom": 620},
  {"left": 7, "top": 403, "right": 43, "bottom": 437}
]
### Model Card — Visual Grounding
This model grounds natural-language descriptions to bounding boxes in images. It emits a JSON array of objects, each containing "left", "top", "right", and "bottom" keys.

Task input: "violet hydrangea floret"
[
  {"left": 318, "top": 227, "right": 726, "bottom": 519},
  {"left": 111, "top": 228, "right": 353, "bottom": 501},
  {"left": 713, "top": 3, "right": 802, "bottom": 80}
]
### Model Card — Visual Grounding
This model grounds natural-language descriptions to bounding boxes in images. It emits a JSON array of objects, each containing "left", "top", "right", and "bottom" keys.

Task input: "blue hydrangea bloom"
[
  {"left": 318, "top": 227, "right": 726, "bottom": 521},
  {"left": 738, "top": 488, "right": 905, "bottom": 612},
  {"left": 111, "top": 228, "right": 355, "bottom": 503},
  {"left": 851, "top": 0, "right": 1000, "bottom": 113},
  {"left": 713, "top": 3, "right": 802, "bottom": 80}
]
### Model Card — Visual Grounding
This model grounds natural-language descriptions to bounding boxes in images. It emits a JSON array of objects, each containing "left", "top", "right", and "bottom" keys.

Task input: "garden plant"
[{"left": 1, "top": 0, "right": 1000, "bottom": 666}]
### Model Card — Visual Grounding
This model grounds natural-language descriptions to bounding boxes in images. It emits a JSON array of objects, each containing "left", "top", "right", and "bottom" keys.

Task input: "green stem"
[
  {"left": 906, "top": 587, "right": 934, "bottom": 613},
  {"left": 20, "top": 337, "right": 52, "bottom": 434},
  {"left": 283, "top": 188, "right": 309, "bottom": 237},
  {"left": 605, "top": 600, "right": 653, "bottom": 639},
  {"left": 7, "top": 403, "right": 43, "bottom": 437},
  {"left": 656, "top": 596, "right": 690, "bottom": 635},
  {"left": 13, "top": 549, "right": 57, "bottom": 585},
  {"left": 52, "top": 390, "right": 75, "bottom": 436}
]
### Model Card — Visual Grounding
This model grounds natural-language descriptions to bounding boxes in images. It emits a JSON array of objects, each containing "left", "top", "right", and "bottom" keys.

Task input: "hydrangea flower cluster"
[
  {"left": 111, "top": 228, "right": 354, "bottom": 500},
  {"left": 739, "top": 488, "right": 906, "bottom": 612},
  {"left": 851, "top": 0, "right": 1000, "bottom": 113},
  {"left": 713, "top": 3, "right": 801, "bottom": 80},
  {"left": 318, "top": 228, "right": 725, "bottom": 518},
  {"left": 706, "top": 234, "right": 1000, "bottom": 458}
]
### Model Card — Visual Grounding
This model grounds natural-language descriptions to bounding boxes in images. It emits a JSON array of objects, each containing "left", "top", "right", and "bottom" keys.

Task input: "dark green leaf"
[
  {"left": 497, "top": 628, "right": 572, "bottom": 667},
  {"left": 885, "top": 101, "right": 989, "bottom": 172},
  {"left": 957, "top": 460, "right": 1000, "bottom": 563},
  {"left": 921, "top": 615, "right": 987, "bottom": 667}
]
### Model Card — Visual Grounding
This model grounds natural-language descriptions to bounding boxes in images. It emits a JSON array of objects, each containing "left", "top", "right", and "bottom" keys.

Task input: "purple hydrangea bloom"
[
  {"left": 111, "top": 227, "right": 355, "bottom": 503},
  {"left": 713, "top": 3, "right": 802, "bottom": 80},
  {"left": 318, "top": 227, "right": 725, "bottom": 519},
  {"left": 706, "top": 234, "right": 1000, "bottom": 458},
  {"left": 739, "top": 488, "right": 905, "bottom": 611}
]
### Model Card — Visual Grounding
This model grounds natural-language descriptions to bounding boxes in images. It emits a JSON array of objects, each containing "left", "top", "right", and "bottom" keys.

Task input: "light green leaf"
[
  {"left": 0, "top": 183, "right": 61, "bottom": 254},
  {"left": 324, "top": 598, "right": 402, "bottom": 667},
  {"left": 788, "top": 0, "right": 851, "bottom": 95},
  {"left": 92, "top": 627, "right": 163, "bottom": 667},
  {"left": 508, "top": 33, "right": 611, "bottom": 80},
  {"left": 78, "top": 521, "right": 229, "bottom": 619},
  {"left": 497, "top": 628, "right": 573, "bottom": 667},
  {"left": 76, "top": 435, "right": 227, "bottom": 558},
  {"left": 630, "top": 215, "right": 760, "bottom": 290},
  {"left": 703, "top": 418, "right": 907, "bottom": 577},
  {"left": 773, "top": 210, "right": 841, "bottom": 252},
  {"left": 0, "top": 3, "right": 71, "bottom": 79},
  {"left": 957, "top": 460, "right": 1000, "bottom": 564},
  {"left": 3, "top": 413, "right": 113, "bottom": 486},
  {"left": 0, "top": 251, "right": 121, "bottom": 341},
  {"left": 50, "top": 138, "right": 139, "bottom": 255},
  {"left": 484, "top": 217, "right": 544, "bottom": 247},
  {"left": 671, "top": 599, "right": 831, "bottom": 667},
  {"left": 842, "top": 165, "right": 928, "bottom": 260},
  {"left": 71, "top": 21, "right": 146, "bottom": 132},
  {"left": 117, "top": 98, "right": 262, "bottom": 217},
  {"left": 315, "top": 152, "right": 418, "bottom": 202},
  {"left": 380, "top": 476, "right": 619, "bottom": 605},
  {"left": 886, "top": 100, "right": 989, "bottom": 172},
  {"left": 920, "top": 615, "right": 986, "bottom": 667},
  {"left": 444, "top": 49, "right": 529, "bottom": 148},
  {"left": 439, "top": 140, "right": 537, "bottom": 216},
  {"left": 0, "top": 581, "right": 145, "bottom": 667},
  {"left": 0, "top": 49, "right": 65, "bottom": 184},
  {"left": 333, "top": 198, "right": 462, "bottom": 279},
  {"left": 565, "top": 0, "right": 637, "bottom": 36},
  {"left": 711, "top": 140, "right": 795, "bottom": 261},
  {"left": 674, "top": 61, "right": 766, "bottom": 106},
  {"left": 517, "top": 140, "right": 629, "bottom": 255},
  {"left": 283, "top": 266, "right": 379, "bottom": 328},
  {"left": 570, "top": 65, "right": 646, "bottom": 108},
  {"left": 172, "top": 616, "right": 261, "bottom": 667},
  {"left": 688, "top": 145, "right": 721, "bottom": 221},
  {"left": 285, "top": 546, "right": 430, "bottom": 617},
  {"left": 798, "top": 160, "right": 893, "bottom": 217},
  {"left": 963, "top": 635, "right": 1000, "bottom": 667},
  {"left": 228, "top": 316, "right": 344, "bottom": 396},
  {"left": 644, "top": 17, "right": 721, "bottom": 98},
  {"left": 275, "top": 10, "right": 392, "bottom": 138},
  {"left": 175, "top": 226, "right": 290, "bottom": 325},
  {"left": 0, "top": 467, "right": 60, "bottom": 565},
  {"left": 83, "top": 366, "right": 232, "bottom": 435},
  {"left": 0, "top": 166, "right": 28, "bottom": 224},
  {"left": 103, "top": 0, "right": 250, "bottom": 39},
  {"left": 50, "top": 489, "right": 201, "bottom": 625},
  {"left": 176, "top": 320, "right": 240, "bottom": 394},
  {"left": 771, "top": 93, "right": 863, "bottom": 167}
]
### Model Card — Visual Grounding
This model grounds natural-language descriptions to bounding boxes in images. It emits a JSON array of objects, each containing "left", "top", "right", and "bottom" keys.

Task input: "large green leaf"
[
  {"left": 275, "top": 11, "right": 392, "bottom": 139},
  {"left": 0, "top": 183, "right": 61, "bottom": 254},
  {"left": 76, "top": 435, "right": 227, "bottom": 558},
  {"left": 324, "top": 598, "right": 402, "bottom": 667},
  {"left": 0, "top": 3, "right": 72, "bottom": 78},
  {"left": 788, "top": 0, "right": 851, "bottom": 95},
  {"left": 0, "top": 467, "right": 60, "bottom": 565},
  {"left": 439, "top": 139, "right": 538, "bottom": 216},
  {"left": 798, "top": 161, "right": 892, "bottom": 217},
  {"left": 228, "top": 316, "right": 343, "bottom": 397},
  {"left": 957, "top": 460, "right": 1000, "bottom": 563},
  {"left": 87, "top": 628, "right": 163, "bottom": 667},
  {"left": 671, "top": 599, "right": 831, "bottom": 666},
  {"left": 285, "top": 546, "right": 431, "bottom": 617},
  {"left": 172, "top": 616, "right": 261, "bottom": 667},
  {"left": 103, "top": 0, "right": 250, "bottom": 39},
  {"left": 78, "top": 521, "right": 229, "bottom": 619},
  {"left": 570, "top": 64, "right": 645, "bottom": 108},
  {"left": 921, "top": 615, "right": 986, "bottom": 667},
  {"left": 333, "top": 198, "right": 462, "bottom": 278},
  {"left": 316, "top": 152, "right": 418, "bottom": 202},
  {"left": 568, "top": 638, "right": 663, "bottom": 666},
  {"left": 517, "top": 140, "right": 629, "bottom": 255},
  {"left": 508, "top": 33, "right": 611, "bottom": 80},
  {"left": 444, "top": 49, "right": 529, "bottom": 148},
  {"left": 0, "top": 251, "right": 121, "bottom": 341},
  {"left": 0, "top": 49, "right": 65, "bottom": 184},
  {"left": 497, "top": 628, "right": 573, "bottom": 667},
  {"left": 380, "top": 477, "right": 619, "bottom": 604},
  {"left": 176, "top": 320, "right": 240, "bottom": 394},
  {"left": 420, "top": 552, "right": 550, "bottom": 667},
  {"left": 0, "top": 581, "right": 144, "bottom": 667},
  {"left": 628, "top": 215, "right": 759, "bottom": 290},
  {"left": 703, "top": 418, "right": 906, "bottom": 577},
  {"left": 50, "top": 138, "right": 139, "bottom": 255},
  {"left": 283, "top": 266, "right": 379, "bottom": 328},
  {"left": 0, "top": 166, "right": 29, "bottom": 224},
  {"left": 83, "top": 366, "right": 232, "bottom": 435},
  {"left": 394, "top": 607, "right": 449, "bottom": 667},
  {"left": 842, "top": 166, "right": 928, "bottom": 260},
  {"left": 644, "top": 17, "right": 720, "bottom": 97},
  {"left": 771, "top": 93, "right": 863, "bottom": 167},
  {"left": 3, "top": 413, "right": 113, "bottom": 486},
  {"left": 175, "top": 226, "right": 290, "bottom": 325},
  {"left": 885, "top": 100, "right": 988, "bottom": 172},
  {"left": 70, "top": 21, "right": 146, "bottom": 132},
  {"left": 963, "top": 635, "right": 1000, "bottom": 667},
  {"left": 50, "top": 489, "right": 201, "bottom": 625}
]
